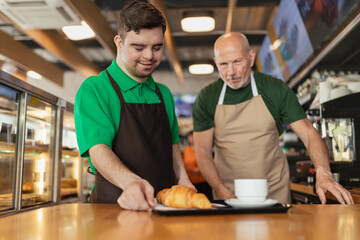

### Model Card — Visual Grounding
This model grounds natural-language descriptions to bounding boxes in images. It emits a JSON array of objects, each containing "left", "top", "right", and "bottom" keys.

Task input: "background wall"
[
  {"left": 26, "top": 70, "right": 218, "bottom": 105},
  {"left": 153, "top": 70, "right": 217, "bottom": 95},
  {"left": 26, "top": 71, "right": 85, "bottom": 105}
]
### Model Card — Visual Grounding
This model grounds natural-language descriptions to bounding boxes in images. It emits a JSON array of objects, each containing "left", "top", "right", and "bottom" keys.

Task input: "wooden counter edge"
[{"left": 290, "top": 182, "right": 360, "bottom": 204}]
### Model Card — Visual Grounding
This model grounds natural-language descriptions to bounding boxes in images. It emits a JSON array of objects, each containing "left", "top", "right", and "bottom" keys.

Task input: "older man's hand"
[
  {"left": 315, "top": 167, "right": 354, "bottom": 204},
  {"left": 214, "top": 184, "right": 236, "bottom": 200}
]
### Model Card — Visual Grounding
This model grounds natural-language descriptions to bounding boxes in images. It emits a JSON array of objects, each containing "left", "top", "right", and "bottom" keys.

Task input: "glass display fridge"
[{"left": 0, "top": 70, "right": 94, "bottom": 215}]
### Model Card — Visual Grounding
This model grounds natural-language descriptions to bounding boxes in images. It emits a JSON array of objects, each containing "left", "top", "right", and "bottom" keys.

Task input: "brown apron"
[
  {"left": 89, "top": 70, "right": 176, "bottom": 203},
  {"left": 213, "top": 73, "right": 290, "bottom": 203}
]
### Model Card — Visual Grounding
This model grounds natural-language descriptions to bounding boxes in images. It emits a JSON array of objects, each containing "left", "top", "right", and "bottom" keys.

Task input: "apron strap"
[
  {"left": 154, "top": 84, "right": 164, "bottom": 103},
  {"left": 218, "top": 82, "right": 227, "bottom": 105},
  {"left": 250, "top": 73, "right": 258, "bottom": 96},
  {"left": 106, "top": 70, "right": 125, "bottom": 103},
  {"left": 106, "top": 70, "right": 164, "bottom": 104},
  {"left": 217, "top": 73, "right": 258, "bottom": 105}
]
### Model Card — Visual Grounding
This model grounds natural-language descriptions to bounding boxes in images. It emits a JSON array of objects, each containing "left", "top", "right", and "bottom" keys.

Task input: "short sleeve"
[
  {"left": 279, "top": 83, "right": 307, "bottom": 124},
  {"left": 74, "top": 82, "right": 116, "bottom": 157},
  {"left": 193, "top": 89, "right": 215, "bottom": 132}
]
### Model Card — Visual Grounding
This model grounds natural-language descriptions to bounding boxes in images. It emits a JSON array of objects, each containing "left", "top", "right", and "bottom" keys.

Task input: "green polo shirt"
[
  {"left": 74, "top": 59, "right": 180, "bottom": 160},
  {"left": 193, "top": 71, "right": 306, "bottom": 134}
]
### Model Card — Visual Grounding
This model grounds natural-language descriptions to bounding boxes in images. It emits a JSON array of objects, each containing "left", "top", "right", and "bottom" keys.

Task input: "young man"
[
  {"left": 193, "top": 32, "right": 353, "bottom": 204},
  {"left": 75, "top": 1, "right": 193, "bottom": 211}
]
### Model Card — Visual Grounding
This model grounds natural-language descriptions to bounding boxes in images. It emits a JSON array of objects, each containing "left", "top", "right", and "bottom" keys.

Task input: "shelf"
[
  {"left": 0, "top": 141, "right": 15, "bottom": 148},
  {"left": 329, "top": 160, "right": 354, "bottom": 166},
  {"left": 0, "top": 192, "right": 49, "bottom": 206},
  {"left": 62, "top": 149, "right": 80, "bottom": 158},
  {"left": 0, "top": 141, "right": 80, "bottom": 157},
  {"left": 321, "top": 92, "right": 360, "bottom": 118},
  {"left": 61, "top": 188, "right": 78, "bottom": 197},
  {"left": 0, "top": 141, "right": 49, "bottom": 153}
]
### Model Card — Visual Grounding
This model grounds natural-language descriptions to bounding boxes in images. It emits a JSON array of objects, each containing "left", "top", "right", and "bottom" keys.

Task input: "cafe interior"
[{"left": 0, "top": 0, "right": 360, "bottom": 239}]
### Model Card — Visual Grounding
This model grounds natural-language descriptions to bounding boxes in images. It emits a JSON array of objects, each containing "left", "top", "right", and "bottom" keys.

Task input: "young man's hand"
[{"left": 117, "top": 179, "right": 156, "bottom": 211}]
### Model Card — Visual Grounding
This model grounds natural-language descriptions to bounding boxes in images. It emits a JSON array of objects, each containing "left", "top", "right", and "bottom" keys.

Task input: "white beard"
[{"left": 226, "top": 73, "right": 250, "bottom": 90}]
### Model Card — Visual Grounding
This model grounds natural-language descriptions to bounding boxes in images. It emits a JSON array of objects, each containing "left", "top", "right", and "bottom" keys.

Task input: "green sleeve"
[
  {"left": 74, "top": 80, "right": 116, "bottom": 157},
  {"left": 193, "top": 88, "right": 216, "bottom": 132},
  {"left": 279, "top": 82, "right": 307, "bottom": 124}
]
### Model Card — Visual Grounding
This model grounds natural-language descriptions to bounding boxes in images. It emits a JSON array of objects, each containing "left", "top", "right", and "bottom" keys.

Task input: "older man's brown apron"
[
  {"left": 213, "top": 73, "right": 290, "bottom": 203},
  {"left": 89, "top": 70, "right": 176, "bottom": 203}
]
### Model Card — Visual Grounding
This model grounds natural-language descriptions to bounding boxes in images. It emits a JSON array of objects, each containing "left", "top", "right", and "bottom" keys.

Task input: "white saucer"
[{"left": 225, "top": 198, "right": 278, "bottom": 208}]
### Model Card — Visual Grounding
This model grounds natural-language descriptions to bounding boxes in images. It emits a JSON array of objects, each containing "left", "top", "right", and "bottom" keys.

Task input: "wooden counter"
[
  {"left": 1, "top": 203, "right": 360, "bottom": 239},
  {"left": 291, "top": 182, "right": 360, "bottom": 204}
]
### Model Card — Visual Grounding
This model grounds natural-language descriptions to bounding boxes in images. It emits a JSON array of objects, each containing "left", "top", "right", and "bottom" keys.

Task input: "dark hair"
[{"left": 118, "top": 1, "right": 166, "bottom": 39}]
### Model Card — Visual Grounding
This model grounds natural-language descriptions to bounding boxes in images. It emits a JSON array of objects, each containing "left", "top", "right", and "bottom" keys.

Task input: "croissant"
[{"left": 156, "top": 185, "right": 212, "bottom": 209}]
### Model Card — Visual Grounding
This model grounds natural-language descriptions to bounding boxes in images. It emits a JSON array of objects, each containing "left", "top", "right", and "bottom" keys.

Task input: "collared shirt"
[
  {"left": 75, "top": 59, "right": 179, "bottom": 158},
  {"left": 193, "top": 71, "right": 306, "bottom": 134}
]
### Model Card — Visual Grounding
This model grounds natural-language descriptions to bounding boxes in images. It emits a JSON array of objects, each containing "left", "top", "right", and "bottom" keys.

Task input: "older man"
[{"left": 192, "top": 32, "right": 353, "bottom": 204}]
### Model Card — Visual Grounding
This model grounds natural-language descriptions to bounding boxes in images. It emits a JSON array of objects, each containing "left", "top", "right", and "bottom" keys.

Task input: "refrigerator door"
[
  {"left": 0, "top": 84, "right": 19, "bottom": 211},
  {"left": 21, "top": 95, "right": 56, "bottom": 207}
]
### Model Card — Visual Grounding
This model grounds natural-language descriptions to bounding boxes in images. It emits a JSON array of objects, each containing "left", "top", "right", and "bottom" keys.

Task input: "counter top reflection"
[{"left": 1, "top": 203, "right": 359, "bottom": 240}]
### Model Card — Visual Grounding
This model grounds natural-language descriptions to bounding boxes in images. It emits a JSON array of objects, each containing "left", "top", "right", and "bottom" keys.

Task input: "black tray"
[{"left": 152, "top": 200, "right": 292, "bottom": 216}]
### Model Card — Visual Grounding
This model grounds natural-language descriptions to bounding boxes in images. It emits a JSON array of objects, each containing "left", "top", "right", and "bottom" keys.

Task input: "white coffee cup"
[{"left": 234, "top": 179, "right": 268, "bottom": 202}]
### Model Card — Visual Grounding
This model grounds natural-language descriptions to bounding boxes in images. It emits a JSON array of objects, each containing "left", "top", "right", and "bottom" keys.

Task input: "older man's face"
[{"left": 214, "top": 42, "right": 255, "bottom": 89}]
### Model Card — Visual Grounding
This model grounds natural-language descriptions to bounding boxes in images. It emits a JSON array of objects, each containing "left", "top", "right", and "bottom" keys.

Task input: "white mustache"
[{"left": 227, "top": 76, "right": 242, "bottom": 81}]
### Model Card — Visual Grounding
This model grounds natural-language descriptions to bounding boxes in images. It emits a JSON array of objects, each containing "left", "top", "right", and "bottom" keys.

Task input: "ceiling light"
[
  {"left": 189, "top": 64, "right": 214, "bottom": 75},
  {"left": 62, "top": 21, "right": 95, "bottom": 41},
  {"left": 27, "top": 70, "right": 42, "bottom": 80},
  {"left": 181, "top": 11, "right": 215, "bottom": 32},
  {"left": 1, "top": 62, "right": 17, "bottom": 75}
]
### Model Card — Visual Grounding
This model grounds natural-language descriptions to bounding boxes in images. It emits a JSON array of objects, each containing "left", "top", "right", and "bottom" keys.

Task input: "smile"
[{"left": 139, "top": 62, "right": 154, "bottom": 67}]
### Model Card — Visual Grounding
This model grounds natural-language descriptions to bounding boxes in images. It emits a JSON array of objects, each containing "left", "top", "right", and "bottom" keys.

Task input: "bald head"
[{"left": 214, "top": 32, "right": 250, "bottom": 57}]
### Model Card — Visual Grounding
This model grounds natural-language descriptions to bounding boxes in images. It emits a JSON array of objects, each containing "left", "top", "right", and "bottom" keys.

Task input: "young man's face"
[{"left": 115, "top": 26, "right": 164, "bottom": 82}]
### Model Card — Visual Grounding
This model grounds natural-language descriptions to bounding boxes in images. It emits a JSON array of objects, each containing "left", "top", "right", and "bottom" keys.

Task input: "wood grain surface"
[{"left": 0, "top": 203, "right": 359, "bottom": 240}]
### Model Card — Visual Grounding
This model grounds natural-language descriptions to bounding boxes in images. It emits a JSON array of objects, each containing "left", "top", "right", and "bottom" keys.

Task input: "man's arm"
[
  {"left": 172, "top": 142, "right": 195, "bottom": 189},
  {"left": 89, "top": 144, "right": 156, "bottom": 210},
  {"left": 194, "top": 128, "right": 236, "bottom": 199},
  {"left": 289, "top": 118, "right": 353, "bottom": 204}
]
